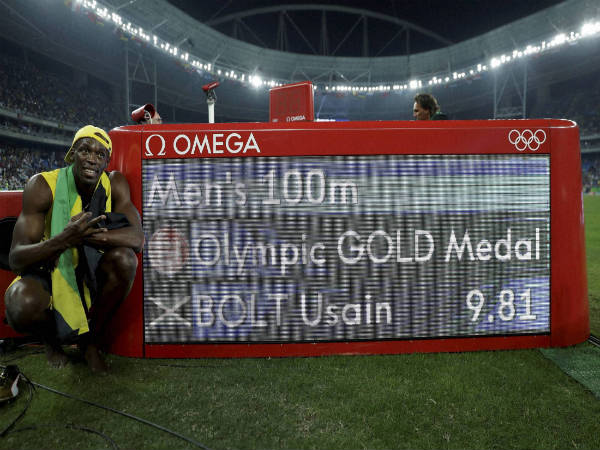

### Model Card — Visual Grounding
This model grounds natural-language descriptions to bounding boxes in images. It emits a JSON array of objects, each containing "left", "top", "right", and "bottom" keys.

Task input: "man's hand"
[
  {"left": 59, "top": 212, "right": 108, "bottom": 247},
  {"left": 85, "top": 171, "right": 144, "bottom": 253}
]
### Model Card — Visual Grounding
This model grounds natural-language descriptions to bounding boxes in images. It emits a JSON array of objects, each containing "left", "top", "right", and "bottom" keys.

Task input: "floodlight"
[
  {"left": 551, "top": 33, "right": 567, "bottom": 46},
  {"left": 581, "top": 22, "right": 600, "bottom": 37},
  {"left": 251, "top": 76, "right": 263, "bottom": 88},
  {"left": 71, "top": 1, "right": 600, "bottom": 94}
]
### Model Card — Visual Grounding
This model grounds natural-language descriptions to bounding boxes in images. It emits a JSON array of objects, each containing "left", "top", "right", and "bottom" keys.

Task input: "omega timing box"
[{"left": 269, "top": 81, "right": 314, "bottom": 123}]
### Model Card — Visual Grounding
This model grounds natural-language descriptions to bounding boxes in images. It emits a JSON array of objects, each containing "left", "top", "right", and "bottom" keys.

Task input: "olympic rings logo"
[{"left": 508, "top": 129, "right": 546, "bottom": 151}]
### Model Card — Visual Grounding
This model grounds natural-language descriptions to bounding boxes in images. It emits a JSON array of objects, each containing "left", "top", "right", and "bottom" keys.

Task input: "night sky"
[{"left": 167, "top": 0, "right": 565, "bottom": 55}]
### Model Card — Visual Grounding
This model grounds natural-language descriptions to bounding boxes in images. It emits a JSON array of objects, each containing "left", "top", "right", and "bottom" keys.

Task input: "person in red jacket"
[{"left": 131, "top": 103, "right": 162, "bottom": 124}]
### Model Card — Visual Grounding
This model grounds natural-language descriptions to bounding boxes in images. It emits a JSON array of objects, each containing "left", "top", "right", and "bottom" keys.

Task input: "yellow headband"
[{"left": 65, "top": 125, "right": 112, "bottom": 163}]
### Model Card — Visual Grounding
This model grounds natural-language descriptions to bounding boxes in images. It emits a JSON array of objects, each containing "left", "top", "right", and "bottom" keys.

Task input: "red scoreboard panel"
[
  {"left": 0, "top": 120, "right": 589, "bottom": 358},
  {"left": 269, "top": 81, "right": 314, "bottom": 123}
]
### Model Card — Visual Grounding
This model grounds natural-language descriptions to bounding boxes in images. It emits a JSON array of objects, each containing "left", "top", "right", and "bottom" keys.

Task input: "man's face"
[
  {"left": 71, "top": 138, "right": 109, "bottom": 188},
  {"left": 413, "top": 102, "right": 430, "bottom": 120}
]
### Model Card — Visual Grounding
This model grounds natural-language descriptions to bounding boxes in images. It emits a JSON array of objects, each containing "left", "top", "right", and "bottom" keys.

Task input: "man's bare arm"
[
  {"left": 9, "top": 174, "right": 107, "bottom": 273},
  {"left": 83, "top": 171, "right": 144, "bottom": 253}
]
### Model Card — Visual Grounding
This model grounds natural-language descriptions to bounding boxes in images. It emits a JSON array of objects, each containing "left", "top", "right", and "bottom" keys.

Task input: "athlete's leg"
[
  {"left": 82, "top": 247, "right": 138, "bottom": 373},
  {"left": 4, "top": 277, "right": 68, "bottom": 368}
]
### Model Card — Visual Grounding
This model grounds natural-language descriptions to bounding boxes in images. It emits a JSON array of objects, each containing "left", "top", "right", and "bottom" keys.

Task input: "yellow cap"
[{"left": 65, "top": 125, "right": 112, "bottom": 163}]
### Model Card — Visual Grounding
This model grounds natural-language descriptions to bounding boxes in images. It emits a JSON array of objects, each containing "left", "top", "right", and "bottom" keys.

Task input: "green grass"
[
  {"left": 2, "top": 347, "right": 600, "bottom": 450},
  {"left": 584, "top": 196, "right": 600, "bottom": 336},
  {"left": 1, "top": 198, "right": 599, "bottom": 450}
]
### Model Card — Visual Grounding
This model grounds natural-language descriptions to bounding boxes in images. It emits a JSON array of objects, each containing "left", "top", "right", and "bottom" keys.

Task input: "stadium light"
[
  {"left": 72, "top": 1, "right": 600, "bottom": 94},
  {"left": 581, "top": 22, "right": 600, "bottom": 37},
  {"left": 550, "top": 33, "right": 567, "bottom": 47},
  {"left": 250, "top": 76, "right": 263, "bottom": 88}
]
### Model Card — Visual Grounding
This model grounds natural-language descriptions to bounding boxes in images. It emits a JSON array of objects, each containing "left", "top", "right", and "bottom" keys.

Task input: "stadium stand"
[
  {"left": 582, "top": 153, "right": 600, "bottom": 193},
  {"left": 0, "top": 53, "right": 120, "bottom": 130},
  {"left": 1, "top": 4, "right": 600, "bottom": 192},
  {"left": 0, "top": 143, "right": 64, "bottom": 190},
  {"left": 0, "top": 3, "right": 599, "bottom": 448}
]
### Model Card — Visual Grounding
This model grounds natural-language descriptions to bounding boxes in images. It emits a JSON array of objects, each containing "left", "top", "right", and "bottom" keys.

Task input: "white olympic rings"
[{"left": 508, "top": 129, "right": 546, "bottom": 151}]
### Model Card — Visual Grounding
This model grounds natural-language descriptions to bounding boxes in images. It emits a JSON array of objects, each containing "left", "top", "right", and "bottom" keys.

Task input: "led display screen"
[{"left": 142, "top": 155, "right": 550, "bottom": 344}]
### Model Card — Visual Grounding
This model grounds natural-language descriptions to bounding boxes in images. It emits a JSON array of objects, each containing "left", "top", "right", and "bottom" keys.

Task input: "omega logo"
[
  {"left": 144, "top": 132, "right": 261, "bottom": 157},
  {"left": 286, "top": 115, "right": 306, "bottom": 122}
]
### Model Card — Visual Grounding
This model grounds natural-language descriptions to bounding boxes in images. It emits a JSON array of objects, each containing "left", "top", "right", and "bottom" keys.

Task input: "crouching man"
[{"left": 4, "top": 125, "right": 144, "bottom": 373}]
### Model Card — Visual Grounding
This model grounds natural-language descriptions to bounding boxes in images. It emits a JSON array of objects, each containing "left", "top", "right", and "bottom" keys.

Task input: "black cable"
[
  {"left": 0, "top": 337, "right": 41, "bottom": 354},
  {"left": 32, "top": 381, "right": 213, "bottom": 450},
  {"left": 0, "top": 370, "right": 34, "bottom": 438},
  {"left": 0, "top": 350, "right": 45, "bottom": 364},
  {"left": 11, "top": 423, "right": 120, "bottom": 450},
  {"left": 1, "top": 364, "right": 212, "bottom": 449},
  {"left": 589, "top": 333, "right": 600, "bottom": 348},
  {"left": 0, "top": 367, "right": 119, "bottom": 449}
]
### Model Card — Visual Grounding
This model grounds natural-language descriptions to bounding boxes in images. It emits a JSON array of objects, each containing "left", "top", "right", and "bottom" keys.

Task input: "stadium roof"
[
  {"left": 0, "top": 0, "right": 598, "bottom": 121},
  {"left": 95, "top": 0, "right": 598, "bottom": 85},
  {"left": 167, "top": 0, "right": 565, "bottom": 56}
]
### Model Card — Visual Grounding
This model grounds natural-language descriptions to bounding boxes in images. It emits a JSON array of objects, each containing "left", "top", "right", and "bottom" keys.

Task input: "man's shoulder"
[
  {"left": 28, "top": 171, "right": 56, "bottom": 192},
  {"left": 106, "top": 170, "right": 132, "bottom": 200},
  {"left": 22, "top": 172, "right": 54, "bottom": 212},
  {"left": 37, "top": 168, "right": 62, "bottom": 189},
  {"left": 107, "top": 170, "right": 128, "bottom": 186}
]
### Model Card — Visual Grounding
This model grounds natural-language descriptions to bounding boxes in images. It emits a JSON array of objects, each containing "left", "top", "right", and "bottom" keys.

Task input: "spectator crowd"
[
  {"left": 0, "top": 53, "right": 120, "bottom": 131},
  {"left": 0, "top": 144, "right": 65, "bottom": 190},
  {"left": 540, "top": 91, "right": 600, "bottom": 137},
  {"left": 582, "top": 154, "right": 600, "bottom": 194},
  {"left": 0, "top": 50, "right": 117, "bottom": 190},
  {"left": 1, "top": 43, "right": 600, "bottom": 192},
  {"left": 1, "top": 116, "right": 72, "bottom": 142}
]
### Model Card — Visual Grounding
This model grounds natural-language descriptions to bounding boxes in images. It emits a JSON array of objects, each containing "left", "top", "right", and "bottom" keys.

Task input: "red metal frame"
[
  {"left": 0, "top": 191, "right": 25, "bottom": 339},
  {"left": 0, "top": 119, "right": 589, "bottom": 357},
  {"left": 548, "top": 124, "right": 589, "bottom": 346}
]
